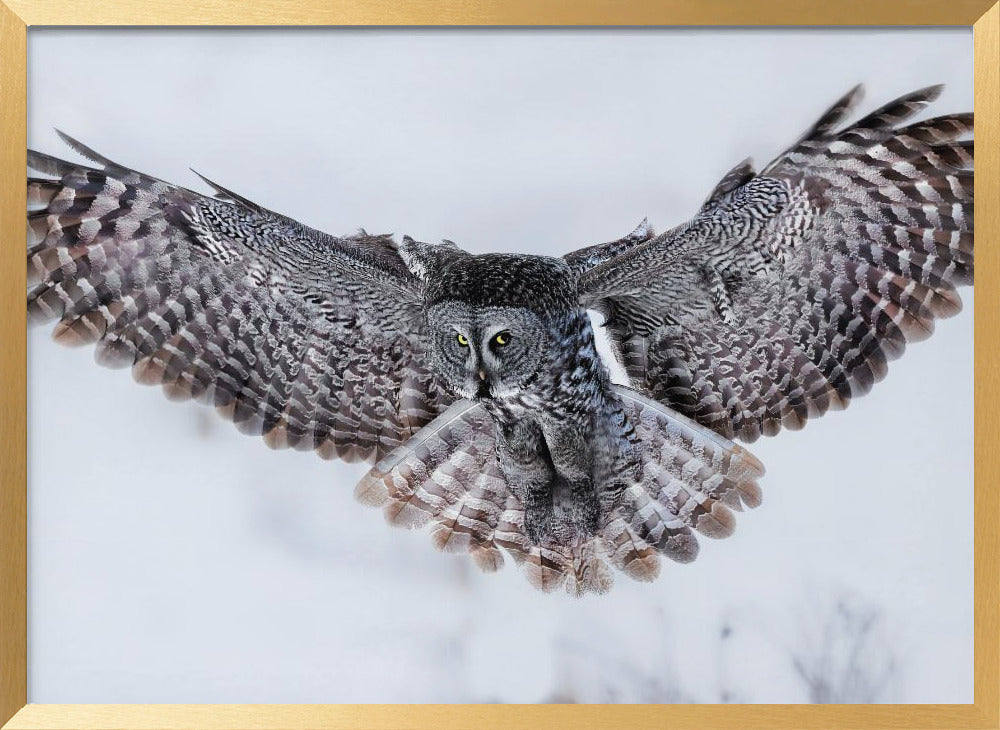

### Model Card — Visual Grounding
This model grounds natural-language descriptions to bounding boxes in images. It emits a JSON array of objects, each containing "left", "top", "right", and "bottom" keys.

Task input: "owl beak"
[{"left": 474, "top": 368, "right": 491, "bottom": 399}]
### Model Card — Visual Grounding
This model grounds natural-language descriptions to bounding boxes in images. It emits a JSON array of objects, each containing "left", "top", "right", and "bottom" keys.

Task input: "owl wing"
[
  {"left": 568, "top": 85, "right": 973, "bottom": 442},
  {"left": 28, "top": 134, "right": 452, "bottom": 462}
]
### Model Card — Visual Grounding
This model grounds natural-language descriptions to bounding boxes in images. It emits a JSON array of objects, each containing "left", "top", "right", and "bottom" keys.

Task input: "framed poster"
[{"left": 2, "top": 2, "right": 997, "bottom": 728}]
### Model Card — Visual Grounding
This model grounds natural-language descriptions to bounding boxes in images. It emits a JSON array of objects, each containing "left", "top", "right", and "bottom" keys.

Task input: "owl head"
[{"left": 400, "top": 239, "right": 579, "bottom": 401}]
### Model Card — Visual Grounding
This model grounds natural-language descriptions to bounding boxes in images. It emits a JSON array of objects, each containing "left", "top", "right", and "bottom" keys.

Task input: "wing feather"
[
  {"left": 27, "top": 137, "right": 452, "bottom": 462},
  {"left": 571, "top": 85, "right": 973, "bottom": 441}
]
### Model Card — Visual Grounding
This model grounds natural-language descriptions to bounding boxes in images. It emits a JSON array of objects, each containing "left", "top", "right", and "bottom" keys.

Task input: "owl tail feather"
[
  {"left": 603, "top": 386, "right": 765, "bottom": 585},
  {"left": 354, "top": 390, "right": 765, "bottom": 596},
  {"left": 354, "top": 400, "right": 620, "bottom": 595},
  {"left": 355, "top": 400, "right": 512, "bottom": 574}
]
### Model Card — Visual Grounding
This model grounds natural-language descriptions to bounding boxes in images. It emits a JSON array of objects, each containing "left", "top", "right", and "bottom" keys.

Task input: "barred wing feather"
[
  {"left": 27, "top": 134, "right": 452, "bottom": 462},
  {"left": 570, "top": 85, "right": 973, "bottom": 442}
]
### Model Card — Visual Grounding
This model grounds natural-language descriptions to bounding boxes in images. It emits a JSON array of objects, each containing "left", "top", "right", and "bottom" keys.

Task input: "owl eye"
[
  {"left": 493, "top": 331, "right": 511, "bottom": 347},
  {"left": 456, "top": 333, "right": 470, "bottom": 347}
]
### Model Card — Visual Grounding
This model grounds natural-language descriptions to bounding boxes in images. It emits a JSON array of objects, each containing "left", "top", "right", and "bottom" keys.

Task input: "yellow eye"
[
  {"left": 493, "top": 331, "right": 511, "bottom": 347},
  {"left": 456, "top": 333, "right": 469, "bottom": 347}
]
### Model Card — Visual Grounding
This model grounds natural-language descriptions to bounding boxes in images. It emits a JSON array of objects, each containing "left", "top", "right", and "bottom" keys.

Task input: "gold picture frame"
[{"left": 2, "top": 1, "right": 997, "bottom": 728}]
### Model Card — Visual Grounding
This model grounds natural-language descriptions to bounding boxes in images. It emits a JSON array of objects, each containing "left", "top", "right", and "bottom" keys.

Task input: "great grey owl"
[{"left": 27, "top": 85, "right": 973, "bottom": 595}]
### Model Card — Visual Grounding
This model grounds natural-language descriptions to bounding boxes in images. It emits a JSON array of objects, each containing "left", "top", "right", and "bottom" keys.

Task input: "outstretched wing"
[
  {"left": 568, "top": 85, "right": 973, "bottom": 442},
  {"left": 28, "top": 134, "right": 452, "bottom": 462}
]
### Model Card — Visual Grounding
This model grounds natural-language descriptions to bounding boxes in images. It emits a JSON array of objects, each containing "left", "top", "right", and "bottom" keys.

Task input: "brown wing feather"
[
  {"left": 571, "top": 85, "right": 973, "bottom": 442},
  {"left": 27, "top": 136, "right": 452, "bottom": 462}
]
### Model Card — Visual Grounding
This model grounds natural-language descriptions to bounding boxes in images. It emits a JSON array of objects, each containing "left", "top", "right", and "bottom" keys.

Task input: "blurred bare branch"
[
  {"left": 549, "top": 635, "right": 699, "bottom": 703},
  {"left": 786, "top": 595, "right": 898, "bottom": 703}
]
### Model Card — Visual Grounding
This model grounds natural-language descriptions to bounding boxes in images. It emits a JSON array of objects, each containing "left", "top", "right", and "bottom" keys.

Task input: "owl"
[{"left": 27, "top": 84, "right": 973, "bottom": 595}]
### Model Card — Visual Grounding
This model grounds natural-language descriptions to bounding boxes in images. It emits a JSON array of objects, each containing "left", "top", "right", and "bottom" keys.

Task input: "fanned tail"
[{"left": 356, "top": 389, "right": 764, "bottom": 596}]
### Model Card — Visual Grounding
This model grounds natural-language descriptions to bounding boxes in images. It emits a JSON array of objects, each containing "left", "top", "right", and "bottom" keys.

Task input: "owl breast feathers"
[{"left": 27, "top": 84, "right": 972, "bottom": 595}]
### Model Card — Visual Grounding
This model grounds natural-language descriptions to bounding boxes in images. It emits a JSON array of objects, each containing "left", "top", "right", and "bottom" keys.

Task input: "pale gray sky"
[{"left": 27, "top": 27, "right": 973, "bottom": 703}]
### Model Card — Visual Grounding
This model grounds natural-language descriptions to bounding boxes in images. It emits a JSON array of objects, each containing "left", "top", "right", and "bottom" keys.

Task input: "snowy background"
[{"left": 27, "top": 28, "right": 973, "bottom": 703}]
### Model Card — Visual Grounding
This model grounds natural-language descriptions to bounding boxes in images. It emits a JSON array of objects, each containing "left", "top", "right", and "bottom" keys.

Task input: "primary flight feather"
[{"left": 27, "top": 85, "right": 973, "bottom": 595}]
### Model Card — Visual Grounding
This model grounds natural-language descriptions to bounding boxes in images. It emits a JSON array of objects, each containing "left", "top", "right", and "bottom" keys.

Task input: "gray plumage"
[
  {"left": 571, "top": 84, "right": 973, "bottom": 442},
  {"left": 27, "top": 85, "right": 973, "bottom": 595},
  {"left": 28, "top": 133, "right": 449, "bottom": 462}
]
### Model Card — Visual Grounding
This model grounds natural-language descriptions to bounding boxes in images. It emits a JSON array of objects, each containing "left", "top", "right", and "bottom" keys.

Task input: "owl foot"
[
  {"left": 524, "top": 504, "right": 554, "bottom": 546},
  {"left": 568, "top": 493, "right": 601, "bottom": 536}
]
